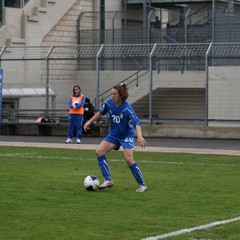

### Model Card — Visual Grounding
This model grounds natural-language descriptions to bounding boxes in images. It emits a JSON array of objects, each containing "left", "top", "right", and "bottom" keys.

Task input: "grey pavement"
[{"left": 0, "top": 135, "right": 240, "bottom": 156}]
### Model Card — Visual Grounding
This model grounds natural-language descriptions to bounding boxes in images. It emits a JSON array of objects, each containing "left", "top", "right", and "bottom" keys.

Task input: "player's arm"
[
  {"left": 68, "top": 98, "right": 74, "bottom": 108},
  {"left": 126, "top": 107, "right": 147, "bottom": 148},
  {"left": 75, "top": 96, "right": 85, "bottom": 109},
  {"left": 84, "top": 111, "right": 102, "bottom": 132},
  {"left": 135, "top": 125, "right": 147, "bottom": 148},
  {"left": 136, "top": 125, "right": 147, "bottom": 148}
]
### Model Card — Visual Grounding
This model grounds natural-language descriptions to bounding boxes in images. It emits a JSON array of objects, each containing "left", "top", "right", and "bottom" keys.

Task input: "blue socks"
[
  {"left": 98, "top": 156, "right": 145, "bottom": 185},
  {"left": 129, "top": 163, "right": 145, "bottom": 185},
  {"left": 97, "top": 155, "right": 112, "bottom": 181}
]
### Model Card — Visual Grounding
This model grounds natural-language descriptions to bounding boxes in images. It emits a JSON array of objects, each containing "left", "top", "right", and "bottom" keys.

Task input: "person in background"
[
  {"left": 65, "top": 85, "right": 85, "bottom": 144},
  {"left": 83, "top": 98, "right": 95, "bottom": 137},
  {"left": 84, "top": 83, "right": 147, "bottom": 193},
  {"left": 153, "top": 15, "right": 162, "bottom": 42},
  {"left": 154, "top": 15, "right": 161, "bottom": 29}
]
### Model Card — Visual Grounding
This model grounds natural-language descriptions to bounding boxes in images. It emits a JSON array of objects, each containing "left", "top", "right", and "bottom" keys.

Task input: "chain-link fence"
[
  {"left": 1, "top": 43, "right": 240, "bottom": 125},
  {"left": 77, "top": 1, "right": 240, "bottom": 45}
]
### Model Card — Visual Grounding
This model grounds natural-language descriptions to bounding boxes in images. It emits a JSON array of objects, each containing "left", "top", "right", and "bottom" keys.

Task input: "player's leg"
[
  {"left": 76, "top": 115, "right": 83, "bottom": 143},
  {"left": 96, "top": 140, "right": 115, "bottom": 189},
  {"left": 124, "top": 149, "right": 147, "bottom": 192},
  {"left": 66, "top": 114, "right": 74, "bottom": 143}
]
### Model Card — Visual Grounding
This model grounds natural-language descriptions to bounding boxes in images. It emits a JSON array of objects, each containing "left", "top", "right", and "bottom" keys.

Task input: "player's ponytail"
[
  {"left": 113, "top": 83, "right": 129, "bottom": 100},
  {"left": 120, "top": 82, "right": 126, "bottom": 88}
]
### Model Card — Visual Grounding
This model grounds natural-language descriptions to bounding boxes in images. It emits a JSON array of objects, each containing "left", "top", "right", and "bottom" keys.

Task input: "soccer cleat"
[
  {"left": 65, "top": 138, "right": 72, "bottom": 143},
  {"left": 136, "top": 185, "right": 147, "bottom": 193},
  {"left": 98, "top": 180, "right": 114, "bottom": 189},
  {"left": 76, "top": 138, "right": 81, "bottom": 144}
]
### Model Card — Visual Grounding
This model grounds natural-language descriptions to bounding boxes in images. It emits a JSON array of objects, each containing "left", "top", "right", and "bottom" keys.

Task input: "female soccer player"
[{"left": 84, "top": 83, "right": 147, "bottom": 192}]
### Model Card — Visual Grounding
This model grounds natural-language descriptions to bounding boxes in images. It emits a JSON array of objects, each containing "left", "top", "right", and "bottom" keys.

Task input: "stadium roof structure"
[{"left": 2, "top": 86, "right": 55, "bottom": 98}]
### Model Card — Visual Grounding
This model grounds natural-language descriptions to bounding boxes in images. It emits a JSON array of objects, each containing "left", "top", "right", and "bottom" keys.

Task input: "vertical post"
[
  {"left": 0, "top": 68, "right": 3, "bottom": 125},
  {"left": 0, "top": 0, "right": 4, "bottom": 27},
  {"left": 100, "top": 0, "right": 105, "bottom": 44},
  {"left": 45, "top": 46, "right": 54, "bottom": 114},
  {"left": 123, "top": 1, "right": 127, "bottom": 44},
  {"left": 212, "top": 0, "right": 215, "bottom": 43},
  {"left": 112, "top": 11, "right": 117, "bottom": 69},
  {"left": 0, "top": 46, "right": 6, "bottom": 68},
  {"left": 149, "top": 43, "right": 157, "bottom": 125},
  {"left": 184, "top": 8, "right": 190, "bottom": 44},
  {"left": 77, "top": 12, "right": 84, "bottom": 45},
  {"left": 45, "top": 59, "right": 49, "bottom": 114},
  {"left": 96, "top": 44, "right": 104, "bottom": 110},
  {"left": 143, "top": 0, "right": 147, "bottom": 43},
  {"left": 20, "top": 0, "right": 24, "bottom": 8},
  {"left": 112, "top": 11, "right": 117, "bottom": 45},
  {"left": 147, "top": 9, "right": 153, "bottom": 44},
  {"left": 183, "top": 8, "right": 190, "bottom": 72},
  {"left": 0, "top": 52, "right": 5, "bottom": 126},
  {"left": 205, "top": 42, "right": 213, "bottom": 126}
]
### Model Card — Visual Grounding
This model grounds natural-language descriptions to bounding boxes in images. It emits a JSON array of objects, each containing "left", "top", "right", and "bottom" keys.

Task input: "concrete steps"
[
  {"left": 4, "top": 0, "right": 76, "bottom": 46},
  {"left": 127, "top": 74, "right": 161, "bottom": 104},
  {"left": 27, "top": 0, "right": 56, "bottom": 22},
  {"left": 4, "top": 0, "right": 57, "bottom": 45}
]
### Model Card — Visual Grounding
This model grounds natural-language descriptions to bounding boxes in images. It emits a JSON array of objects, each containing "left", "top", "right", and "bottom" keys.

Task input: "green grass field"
[{"left": 0, "top": 146, "right": 239, "bottom": 240}]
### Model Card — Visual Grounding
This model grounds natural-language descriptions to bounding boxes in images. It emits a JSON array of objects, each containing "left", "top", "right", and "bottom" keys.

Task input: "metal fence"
[
  {"left": 77, "top": 9, "right": 212, "bottom": 45},
  {"left": 1, "top": 43, "right": 240, "bottom": 125},
  {"left": 77, "top": 2, "right": 240, "bottom": 45}
]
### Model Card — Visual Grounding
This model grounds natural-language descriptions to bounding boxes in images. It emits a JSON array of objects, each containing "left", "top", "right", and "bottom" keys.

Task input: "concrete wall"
[
  {"left": 77, "top": 70, "right": 133, "bottom": 103},
  {"left": 78, "top": 69, "right": 205, "bottom": 105},
  {"left": 1, "top": 0, "right": 94, "bottom": 110},
  {"left": 142, "top": 124, "right": 240, "bottom": 139},
  {"left": 209, "top": 66, "right": 240, "bottom": 120},
  {"left": 2, "top": 122, "right": 240, "bottom": 139},
  {"left": 41, "top": 0, "right": 93, "bottom": 110},
  {"left": 1, "top": 7, "right": 23, "bottom": 43}
]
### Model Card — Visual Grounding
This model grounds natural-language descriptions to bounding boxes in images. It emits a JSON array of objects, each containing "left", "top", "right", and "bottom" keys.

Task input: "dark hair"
[
  {"left": 85, "top": 98, "right": 90, "bottom": 103},
  {"left": 113, "top": 83, "right": 129, "bottom": 101},
  {"left": 72, "top": 85, "right": 81, "bottom": 94}
]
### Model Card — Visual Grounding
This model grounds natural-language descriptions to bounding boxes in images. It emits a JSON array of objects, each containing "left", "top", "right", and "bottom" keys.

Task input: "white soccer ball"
[
  {"left": 73, "top": 101, "right": 78, "bottom": 109},
  {"left": 84, "top": 175, "right": 100, "bottom": 191}
]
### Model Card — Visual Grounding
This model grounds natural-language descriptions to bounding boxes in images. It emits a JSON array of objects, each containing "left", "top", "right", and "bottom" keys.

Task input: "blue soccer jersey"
[{"left": 99, "top": 98, "right": 141, "bottom": 138}]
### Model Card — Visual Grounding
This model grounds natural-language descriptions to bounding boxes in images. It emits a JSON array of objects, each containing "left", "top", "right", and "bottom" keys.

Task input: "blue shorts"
[{"left": 103, "top": 134, "right": 135, "bottom": 150}]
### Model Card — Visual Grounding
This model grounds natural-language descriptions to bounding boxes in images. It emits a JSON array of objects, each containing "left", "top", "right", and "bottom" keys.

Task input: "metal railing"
[{"left": 1, "top": 43, "right": 240, "bottom": 126}]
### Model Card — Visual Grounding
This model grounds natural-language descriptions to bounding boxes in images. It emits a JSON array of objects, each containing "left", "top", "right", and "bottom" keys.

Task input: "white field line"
[
  {"left": 0, "top": 141, "right": 240, "bottom": 156},
  {"left": 142, "top": 216, "right": 240, "bottom": 240},
  {"left": 0, "top": 153, "right": 75, "bottom": 160},
  {"left": 140, "top": 160, "right": 240, "bottom": 168},
  {"left": 0, "top": 153, "right": 240, "bottom": 167},
  {"left": 112, "top": 159, "right": 240, "bottom": 167},
  {"left": 1, "top": 152, "right": 239, "bottom": 240}
]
